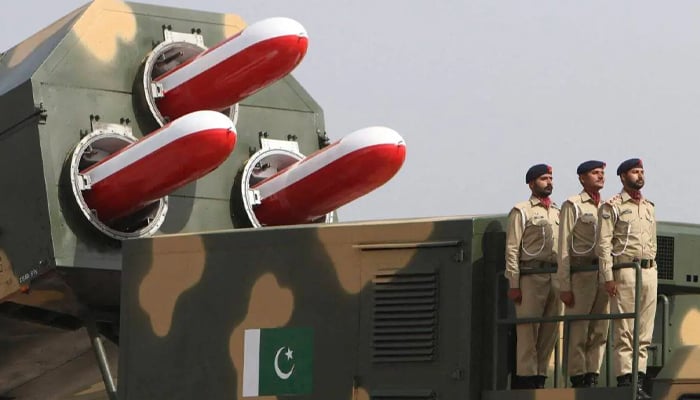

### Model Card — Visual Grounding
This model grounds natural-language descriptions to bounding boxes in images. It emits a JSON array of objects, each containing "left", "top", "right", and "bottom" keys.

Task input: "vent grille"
[
  {"left": 371, "top": 389, "right": 436, "bottom": 399},
  {"left": 372, "top": 269, "right": 438, "bottom": 363},
  {"left": 656, "top": 236, "right": 674, "bottom": 280}
]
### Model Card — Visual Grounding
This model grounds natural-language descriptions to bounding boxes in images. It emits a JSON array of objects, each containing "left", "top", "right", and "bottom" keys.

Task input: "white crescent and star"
[{"left": 274, "top": 346, "right": 295, "bottom": 380}]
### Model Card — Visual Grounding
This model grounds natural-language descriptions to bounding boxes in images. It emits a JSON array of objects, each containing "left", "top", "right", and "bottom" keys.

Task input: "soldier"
[
  {"left": 558, "top": 160, "right": 610, "bottom": 388},
  {"left": 596, "top": 158, "right": 656, "bottom": 400},
  {"left": 505, "top": 164, "right": 562, "bottom": 389}
]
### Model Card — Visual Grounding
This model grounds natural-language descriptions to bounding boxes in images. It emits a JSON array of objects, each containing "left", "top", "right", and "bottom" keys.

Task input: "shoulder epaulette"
[
  {"left": 605, "top": 194, "right": 622, "bottom": 206},
  {"left": 565, "top": 195, "right": 580, "bottom": 205},
  {"left": 601, "top": 195, "right": 621, "bottom": 222},
  {"left": 645, "top": 199, "right": 655, "bottom": 206},
  {"left": 562, "top": 197, "right": 580, "bottom": 222},
  {"left": 512, "top": 201, "right": 530, "bottom": 211},
  {"left": 511, "top": 201, "right": 530, "bottom": 231}
]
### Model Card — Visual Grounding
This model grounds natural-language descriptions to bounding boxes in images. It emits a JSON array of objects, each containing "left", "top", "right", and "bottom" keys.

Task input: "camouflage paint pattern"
[
  {"left": 0, "top": 0, "right": 323, "bottom": 304},
  {"left": 121, "top": 215, "right": 700, "bottom": 400},
  {"left": 1, "top": 2, "right": 700, "bottom": 400},
  {"left": 120, "top": 216, "right": 503, "bottom": 399},
  {"left": 0, "top": 1, "right": 320, "bottom": 396},
  {"left": 0, "top": 248, "right": 20, "bottom": 299},
  {"left": 653, "top": 345, "right": 700, "bottom": 399}
]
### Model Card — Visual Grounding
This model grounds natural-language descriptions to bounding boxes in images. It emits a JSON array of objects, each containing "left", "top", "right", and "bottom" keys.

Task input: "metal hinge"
[
  {"left": 35, "top": 103, "right": 48, "bottom": 125},
  {"left": 77, "top": 174, "right": 92, "bottom": 190},
  {"left": 317, "top": 129, "right": 330, "bottom": 148},
  {"left": 151, "top": 82, "right": 164, "bottom": 99},
  {"left": 454, "top": 249, "right": 464, "bottom": 263},
  {"left": 261, "top": 137, "right": 300, "bottom": 153},
  {"left": 246, "top": 189, "right": 261, "bottom": 206},
  {"left": 163, "top": 26, "right": 205, "bottom": 47}
]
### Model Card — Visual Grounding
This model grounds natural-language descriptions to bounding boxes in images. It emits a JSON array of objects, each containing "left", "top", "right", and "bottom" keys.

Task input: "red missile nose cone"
[
  {"left": 251, "top": 127, "right": 406, "bottom": 226},
  {"left": 81, "top": 111, "right": 236, "bottom": 222},
  {"left": 154, "top": 17, "right": 310, "bottom": 120}
]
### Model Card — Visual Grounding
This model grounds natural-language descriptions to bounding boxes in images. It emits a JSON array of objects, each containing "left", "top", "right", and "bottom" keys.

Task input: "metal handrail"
[
  {"left": 657, "top": 294, "right": 670, "bottom": 366},
  {"left": 490, "top": 261, "right": 642, "bottom": 400}
]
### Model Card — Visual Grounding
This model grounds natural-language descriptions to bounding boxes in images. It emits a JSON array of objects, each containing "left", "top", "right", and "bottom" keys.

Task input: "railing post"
[
  {"left": 561, "top": 320, "right": 569, "bottom": 388},
  {"left": 554, "top": 334, "right": 560, "bottom": 388},
  {"left": 489, "top": 262, "right": 642, "bottom": 396},
  {"left": 658, "top": 294, "right": 670, "bottom": 366},
  {"left": 630, "top": 262, "right": 642, "bottom": 400},
  {"left": 606, "top": 321, "right": 613, "bottom": 386}
]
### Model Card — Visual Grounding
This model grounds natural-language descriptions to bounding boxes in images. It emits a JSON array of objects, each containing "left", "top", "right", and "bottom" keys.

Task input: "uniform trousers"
[
  {"left": 565, "top": 270, "right": 610, "bottom": 376},
  {"left": 611, "top": 264, "right": 657, "bottom": 376},
  {"left": 515, "top": 272, "right": 562, "bottom": 376}
]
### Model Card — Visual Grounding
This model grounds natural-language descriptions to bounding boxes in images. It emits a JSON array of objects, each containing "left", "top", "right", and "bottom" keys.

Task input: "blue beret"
[
  {"left": 577, "top": 160, "right": 606, "bottom": 175},
  {"left": 526, "top": 164, "right": 552, "bottom": 183},
  {"left": 616, "top": 158, "right": 643, "bottom": 175}
]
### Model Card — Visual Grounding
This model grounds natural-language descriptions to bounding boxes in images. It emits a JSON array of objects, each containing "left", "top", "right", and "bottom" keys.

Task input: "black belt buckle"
[{"left": 634, "top": 259, "right": 652, "bottom": 268}]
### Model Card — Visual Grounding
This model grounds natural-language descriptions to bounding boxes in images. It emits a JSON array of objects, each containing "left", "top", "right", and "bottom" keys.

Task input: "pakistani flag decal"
[{"left": 243, "top": 327, "right": 313, "bottom": 397}]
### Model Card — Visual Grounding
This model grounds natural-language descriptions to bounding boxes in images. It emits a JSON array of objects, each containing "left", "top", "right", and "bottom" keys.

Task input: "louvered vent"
[
  {"left": 371, "top": 389, "right": 436, "bottom": 399},
  {"left": 656, "top": 236, "right": 674, "bottom": 280},
  {"left": 372, "top": 269, "right": 438, "bottom": 363}
]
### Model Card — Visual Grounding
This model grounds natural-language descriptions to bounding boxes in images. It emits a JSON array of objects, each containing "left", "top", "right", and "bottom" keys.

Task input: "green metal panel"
[
  {"left": 356, "top": 223, "right": 471, "bottom": 399},
  {"left": 663, "top": 294, "right": 700, "bottom": 363},
  {"left": 37, "top": 84, "right": 133, "bottom": 269},
  {"left": 242, "top": 75, "right": 325, "bottom": 114},
  {"left": 119, "top": 216, "right": 511, "bottom": 399},
  {"left": 657, "top": 222, "right": 700, "bottom": 289},
  {"left": 33, "top": 2, "right": 234, "bottom": 94},
  {"left": 120, "top": 222, "right": 363, "bottom": 399},
  {"left": 158, "top": 196, "right": 233, "bottom": 234},
  {"left": 0, "top": 81, "right": 44, "bottom": 134},
  {"left": 0, "top": 5, "right": 87, "bottom": 96},
  {"left": 238, "top": 104, "right": 323, "bottom": 154},
  {"left": 0, "top": 1, "right": 325, "bottom": 274},
  {"left": 0, "top": 84, "right": 54, "bottom": 282}
]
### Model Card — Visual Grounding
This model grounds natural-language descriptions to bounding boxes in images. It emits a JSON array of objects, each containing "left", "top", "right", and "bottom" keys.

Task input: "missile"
[
  {"left": 154, "top": 17, "right": 309, "bottom": 121},
  {"left": 81, "top": 111, "right": 236, "bottom": 222},
  {"left": 251, "top": 127, "right": 406, "bottom": 226}
]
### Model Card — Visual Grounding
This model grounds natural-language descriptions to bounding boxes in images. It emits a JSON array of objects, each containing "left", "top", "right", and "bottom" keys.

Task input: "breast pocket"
[
  {"left": 522, "top": 215, "right": 549, "bottom": 255},
  {"left": 579, "top": 213, "right": 596, "bottom": 225},
  {"left": 574, "top": 212, "right": 597, "bottom": 238},
  {"left": 526, "top": 215, "right": 550, "bottom": 231},
  {"left": 614, "top": 209, "right": 634, "bottom": 238}
]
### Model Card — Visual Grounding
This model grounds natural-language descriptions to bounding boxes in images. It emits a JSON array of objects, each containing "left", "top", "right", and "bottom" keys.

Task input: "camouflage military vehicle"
[{"left": 1, "top": 1, "right": 699, "bottom": 400}]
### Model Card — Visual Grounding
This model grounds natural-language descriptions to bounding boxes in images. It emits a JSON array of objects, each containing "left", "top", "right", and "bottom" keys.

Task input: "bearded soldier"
[
  {"left": 505, "top": 164, "right": 562, "bottom": 389},
  {"left": 597, "top": 158, "right": 656, "bottom": 400}
]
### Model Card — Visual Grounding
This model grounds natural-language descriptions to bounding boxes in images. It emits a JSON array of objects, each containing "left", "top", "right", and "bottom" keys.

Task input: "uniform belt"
[
  {"left": 519, "top": 260, "right": 557, "bottom": 269},
  {"left": 570, "top": 257, "right": 598, "bottom": 266},
  {"left": 616, "top": 257, "right": 654, "bottom": 269}
]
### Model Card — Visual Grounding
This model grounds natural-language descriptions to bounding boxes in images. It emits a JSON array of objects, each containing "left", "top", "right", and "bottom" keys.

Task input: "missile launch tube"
[
  {"left": 251, "top": 127, "right": 406, "bottom": 226},
  {"left": 81, "top": 111, "right": 236, "bottom": 222},
  {"left": 154, "top": 17, "right": 309, "bottom": 120}
]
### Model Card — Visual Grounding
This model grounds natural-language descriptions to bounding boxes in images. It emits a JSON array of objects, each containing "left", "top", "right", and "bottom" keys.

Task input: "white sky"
[{"left": 2, "top": 1, "right": 698, "bottom": 223}]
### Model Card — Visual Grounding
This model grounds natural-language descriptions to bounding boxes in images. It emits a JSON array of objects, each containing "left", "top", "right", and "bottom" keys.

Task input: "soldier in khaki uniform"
[
  {"left": 557, "top": 160, "right": 610, "bottom": 388},
  {"left": 505, "top": 164, "right": 562, "bottom": 389},
  {"left": 596, "top": 158, "right": 656, "bottom": 400}
]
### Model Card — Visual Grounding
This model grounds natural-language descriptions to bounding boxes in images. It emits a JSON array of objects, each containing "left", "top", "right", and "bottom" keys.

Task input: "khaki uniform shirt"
[
  {"left": 557, "top": 191, "right": 600, "bottom": 291},
  {"left": 505, "top": 196, "right": 560, "bottom": 289},
  {"left": 596, "top": 191, "right": 656, "bottom": 283}
]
